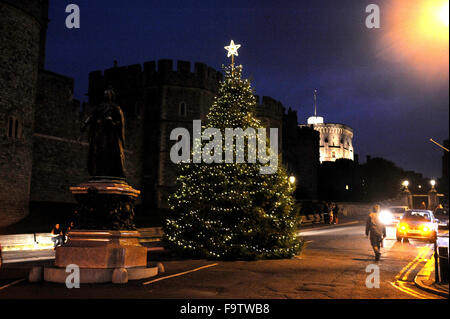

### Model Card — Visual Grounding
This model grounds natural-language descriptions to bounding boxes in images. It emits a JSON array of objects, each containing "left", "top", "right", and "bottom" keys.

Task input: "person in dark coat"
[
  {"left": 332, "top": 203, "right": 339, "bottom": 224},
  {"left": 365, "top": 204, "right": 386, "bottom": 261}
]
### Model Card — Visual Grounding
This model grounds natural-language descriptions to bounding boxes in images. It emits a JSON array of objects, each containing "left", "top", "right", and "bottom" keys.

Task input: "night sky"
[{"left": 45, "top": 0, "right": 449, "bottom": 179}]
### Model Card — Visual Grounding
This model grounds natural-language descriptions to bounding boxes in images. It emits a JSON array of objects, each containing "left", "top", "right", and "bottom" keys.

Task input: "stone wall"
[{"left": 0, "top": 1, "right": 44, "bottom": 227}]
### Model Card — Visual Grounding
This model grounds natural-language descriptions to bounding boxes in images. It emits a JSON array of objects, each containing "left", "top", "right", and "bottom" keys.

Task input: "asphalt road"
[{"left": 0, "top": 222, "right": 446, "bottom": 299}]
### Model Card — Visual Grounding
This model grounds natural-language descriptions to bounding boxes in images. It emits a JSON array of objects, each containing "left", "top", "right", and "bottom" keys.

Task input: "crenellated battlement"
[
  {"left": 88, "top": 60, "right": 223, "bottom": 106},
  {"left": 255, "top": 95, "right": 284, "bottom": 121}
]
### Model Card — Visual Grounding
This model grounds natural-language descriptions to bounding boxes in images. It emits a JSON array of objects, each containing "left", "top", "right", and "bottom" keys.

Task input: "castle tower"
[
  {"left": 301, "top": 90, "right": 354, "bottom": 163},
  {"left": 0, "top": 0, "right": 49, "bottom": 226}
]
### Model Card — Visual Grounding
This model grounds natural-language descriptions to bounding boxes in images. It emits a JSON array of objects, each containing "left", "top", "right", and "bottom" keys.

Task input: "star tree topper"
[{"left": 224, "top": 40, "right": 241, "bottom": 66}]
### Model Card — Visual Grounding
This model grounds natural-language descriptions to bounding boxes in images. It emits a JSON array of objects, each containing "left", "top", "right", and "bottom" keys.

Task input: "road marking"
[
  {"left": 390, "top": 281, "right": 429, "bottom": 299},
  {"left": 400, "top": 246, "right": 431, "bottom": 281},
  {"left": 298, "top": 225, "right": 360, "bottom": 236},
  {"left": 390, "top": 245, "right": 435, "bottom": 299},
  {"left": 142, "top": 263, "right": 218, "bottom": 285},
  {"left": 394, "top": 246, "right": 430, "bottom": 281},
  {"left": 0, "top": 278, "right": 26, "bottom": 291}
]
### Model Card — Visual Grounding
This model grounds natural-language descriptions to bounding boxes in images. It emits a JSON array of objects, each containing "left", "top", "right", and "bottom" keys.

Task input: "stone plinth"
[
  {"left": 39, "top": 178, "right": 160, "bottom": 284},
  {"left": 55, "top": 230, "right": 147, "bottom": 269},
  {"left": 70, "top": 178, "right": 140, "bottom": 230}
]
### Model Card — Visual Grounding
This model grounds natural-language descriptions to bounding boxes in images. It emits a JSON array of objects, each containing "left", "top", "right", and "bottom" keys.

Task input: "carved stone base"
[
  {"left": 70, "top": 178, "right": 140, "bottom": 230},
  {"left": 39, "top": 230, "right": 159, "bottom": 284},
  {"left": 42, "top": 266, "right": 158, "bottom": 284},
  {"left": 55, "top": 230, "right": 147, "bottom": 268}
]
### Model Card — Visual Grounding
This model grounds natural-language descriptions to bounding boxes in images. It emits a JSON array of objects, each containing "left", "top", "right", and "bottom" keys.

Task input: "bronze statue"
[{"left": 81, "top": 88, "right": 126, "bottom": 178}]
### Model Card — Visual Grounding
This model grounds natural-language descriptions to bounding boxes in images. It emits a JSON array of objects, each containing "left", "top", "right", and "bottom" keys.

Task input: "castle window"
[
  {"left": 6, "top": 116, "right": 21, "bottom": 139},
  {"left": 179, "top": 102, "right": 187, "bottom": 117},
  {"left": 7, "top": 117, "right": 13, "bottom": 138},
  {"left": 332, "top": 151, "right": 336, "bottom": 158},
  {"left": 14, "top": 119, "right": 19, "bottom": 138},
  {"left": 324, "top": 137, "right": 328, "bottom": 143}
]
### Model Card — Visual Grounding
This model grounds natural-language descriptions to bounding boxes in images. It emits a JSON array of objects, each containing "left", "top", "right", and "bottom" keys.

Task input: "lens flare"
[
  {"left": 439, "top": 2, "right": 449, "bottom": 26},
  {"left": 381, "top": 0, "right": 449, "bottom": 79}
]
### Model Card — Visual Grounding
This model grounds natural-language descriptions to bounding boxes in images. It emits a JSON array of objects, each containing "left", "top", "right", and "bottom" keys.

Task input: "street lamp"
[
  {"left": 289, "top": 176, "right": 296, "bottom": 185},
  {"left": 430, "top": 179, "right": 436, "bottom": 189},
  {"left": 402, "top": 180, "right": 409, "bottom": 189}
]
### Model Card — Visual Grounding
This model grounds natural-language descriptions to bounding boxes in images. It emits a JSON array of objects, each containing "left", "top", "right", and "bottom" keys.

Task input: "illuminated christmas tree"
[{"left": 164, "top": 41, "right": 303, "bottom": 260}]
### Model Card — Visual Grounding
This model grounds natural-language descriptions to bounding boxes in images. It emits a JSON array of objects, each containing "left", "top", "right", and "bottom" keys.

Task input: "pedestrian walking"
[
  {"left": 365, "top": 204, "right": 386, "bottom": 261},
  {"left": 329, "top": 203, "right": 334, "bottom": 224}
]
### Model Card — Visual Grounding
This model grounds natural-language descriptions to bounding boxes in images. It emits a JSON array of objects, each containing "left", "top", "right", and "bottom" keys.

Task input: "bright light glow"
[
  {"left": 399, "top": 223, "right": 408, "bottom": 232},
  {"left": 402, "top": 180, "right": 409, "bottom": 187},
  {"left": 439, "top": 2, "right": 449, "bottom": 26},
  {"left": 381, "top": 0, "right": 449, "bottom": 79},
  {"left": 289, "top": 176, "right": 296, "bottom": 184},
  {"left": 422, "top": 225, "right": 431, "bottom": 232},
  {"left": 379, "top": 210, "right": 394, "bottom": 225},
  {"left": 307, "top": 116, "right": 324, "bottom": 125},
  {"left": 430, "top": 179, "right": 436, "bottom": 186},
  {"left": 224, "top": 40, "right": 241, "bottom": 58}
]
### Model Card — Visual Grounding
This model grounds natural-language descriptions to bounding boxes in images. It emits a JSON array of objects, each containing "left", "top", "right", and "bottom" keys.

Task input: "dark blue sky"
[{"left": 45, "top": 0, "right": 449, "bottom": 179}]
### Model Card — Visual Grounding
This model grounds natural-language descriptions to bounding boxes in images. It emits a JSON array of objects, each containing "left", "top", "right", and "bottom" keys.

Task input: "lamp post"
[
  {"left": 428, "top": 179, "right": 438, "bottom": 211},
  {"left": 401, "top": 180, "right": 412, "bottom": 208}
]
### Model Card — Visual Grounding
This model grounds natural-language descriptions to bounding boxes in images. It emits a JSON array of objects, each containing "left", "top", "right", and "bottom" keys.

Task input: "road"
[{"left": 0, "top": 222, "right": 446, "bottom": 299}]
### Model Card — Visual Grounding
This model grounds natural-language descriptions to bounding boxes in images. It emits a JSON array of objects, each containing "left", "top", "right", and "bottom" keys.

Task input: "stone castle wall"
[{"left": 0, "top": 0, "right": 47, "bottom": 227}]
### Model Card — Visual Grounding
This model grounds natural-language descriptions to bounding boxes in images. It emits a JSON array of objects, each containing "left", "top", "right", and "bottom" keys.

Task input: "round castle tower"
[
  {"left": 300, "top": 90, "right": 354, "bottom": 163},
  {"left": 0, "top": 0, "right": 49, "bottom": 226}
]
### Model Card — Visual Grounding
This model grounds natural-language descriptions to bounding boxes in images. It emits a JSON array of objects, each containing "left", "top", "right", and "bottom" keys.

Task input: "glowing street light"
[
  {"left": 289, "top": 176, "right": 296, "bottom": 185},
  {"left": 430, "top": 179, "right": 436, "bottom": 188},
  {"left": 402, "top": 180, "right": 409, "bottom": 189}
]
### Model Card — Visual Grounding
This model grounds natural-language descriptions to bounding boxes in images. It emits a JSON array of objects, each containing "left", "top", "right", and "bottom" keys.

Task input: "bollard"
[
  {"left": 438, "top": 246, "right": 449, "bottom": 283},
  {"left": 434, "top": 240, "right": 440, "bottom": 282}
]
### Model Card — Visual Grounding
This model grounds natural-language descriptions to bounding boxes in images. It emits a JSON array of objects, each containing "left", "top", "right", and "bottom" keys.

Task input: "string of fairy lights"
[{"left": 164, "top": 41, "right": 303, "bottom": 259}]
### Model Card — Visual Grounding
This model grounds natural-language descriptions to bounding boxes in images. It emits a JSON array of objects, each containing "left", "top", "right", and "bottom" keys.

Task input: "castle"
[
  {"left": 299, "top": 90, "right": 354, "bottom": 163},
  {"left": 0, "top": 0, "right": 319, "bottom": 228}
]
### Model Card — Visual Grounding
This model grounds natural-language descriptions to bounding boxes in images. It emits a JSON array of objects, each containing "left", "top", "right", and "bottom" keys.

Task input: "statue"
[{"left": 81, "top": 87, "right": 125, "bottom": 178}]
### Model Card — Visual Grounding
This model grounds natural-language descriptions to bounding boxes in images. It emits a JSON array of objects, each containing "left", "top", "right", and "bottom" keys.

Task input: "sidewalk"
[{"left": 414, "top": 255, "right": 449, "bottom": 298}]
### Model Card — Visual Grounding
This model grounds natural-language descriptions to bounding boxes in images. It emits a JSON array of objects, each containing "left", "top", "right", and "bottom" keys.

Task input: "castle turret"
[{"left": 0, "top": 0, "right": 49, "bottom": 226}]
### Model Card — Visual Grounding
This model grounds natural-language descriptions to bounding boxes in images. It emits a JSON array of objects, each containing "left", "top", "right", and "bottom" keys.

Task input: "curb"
[
  {"left": 298, "top": 220, "right": 362, "bottom": 233},
  {"left": 414, "top": 257, "right": 449, "bottom": 298}
]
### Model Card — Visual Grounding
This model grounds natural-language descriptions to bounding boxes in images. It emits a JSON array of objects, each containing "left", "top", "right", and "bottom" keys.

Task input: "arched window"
[
  {"left": 179, "top": 102, "right": 187, "bottom": 117},
  {"left": 324, "top": 137, "right": 329, "bottom": 143}
]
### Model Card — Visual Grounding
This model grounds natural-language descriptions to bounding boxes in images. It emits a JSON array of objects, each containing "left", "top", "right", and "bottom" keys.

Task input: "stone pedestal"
[
  {"left": 41, "top": 178, "right": 159, "bottom": 284},
  {"left": 428, "top": 188, "right": 439, "bottom": 211},
  {"left": 55, "top": 230, "right": 147, "bottom": 269},
  {"left": 401, "top": 189, "right": 413, "bottom": 209}
]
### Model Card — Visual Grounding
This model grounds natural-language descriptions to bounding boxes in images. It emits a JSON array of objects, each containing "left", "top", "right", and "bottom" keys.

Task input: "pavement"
[
  {"left": 413, "top": 235, "right": 449, "bottom": 298},
  {"left": 0, "top": 216, "right": 448, "bottom": 299}
]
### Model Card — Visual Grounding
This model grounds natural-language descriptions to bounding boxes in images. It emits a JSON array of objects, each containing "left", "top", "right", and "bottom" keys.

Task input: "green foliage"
[{"left": 164, "top": 65, "right": 303, "bottom": 260}]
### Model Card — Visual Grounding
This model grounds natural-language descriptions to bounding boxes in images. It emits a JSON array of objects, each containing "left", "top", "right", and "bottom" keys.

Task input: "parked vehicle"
[
  {"left": 396, "top": 209, "right": 439, "bottom": 243},
  {"left": 433, "top": 207, "right": 449, "bottom": 229}
]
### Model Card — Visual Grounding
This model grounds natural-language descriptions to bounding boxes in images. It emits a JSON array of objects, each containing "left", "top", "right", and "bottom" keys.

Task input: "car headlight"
[
  {"left": 422, "top": 225, "right": 431, "bottom": 233},
  {"left": 379, "top": 210, "right": 393, "bottom": 225},
  {"left": 398, "top": 223, "right": 408, "bottom": 232}
]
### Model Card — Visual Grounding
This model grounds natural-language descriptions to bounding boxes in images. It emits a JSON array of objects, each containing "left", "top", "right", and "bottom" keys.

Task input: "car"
[
  {"left": 396, "top": 209, "right": 439, "bottom": 243},
  {"left": 433, "top": 207, "right": 449, "bottom": 229},
  {"left": 379, "top": 206, "right": 409, "bottom": 225}
]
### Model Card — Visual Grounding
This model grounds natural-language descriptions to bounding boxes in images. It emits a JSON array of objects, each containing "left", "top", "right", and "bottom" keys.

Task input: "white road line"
[
  {"left": 0, "top": 278, "right": 26, "bottom": 291},
  {"left": 298, "top": 225, "right": 360, "bottom": 236}
]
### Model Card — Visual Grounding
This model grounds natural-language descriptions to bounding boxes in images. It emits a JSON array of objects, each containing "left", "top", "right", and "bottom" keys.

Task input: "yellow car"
[{"left": 396, "top": 210, "right": 439, "bottom": 243}]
